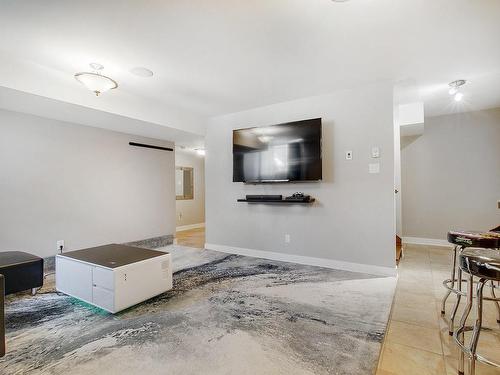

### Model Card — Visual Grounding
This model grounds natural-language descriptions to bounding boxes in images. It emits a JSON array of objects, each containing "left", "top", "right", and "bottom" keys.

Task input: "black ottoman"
[{"left": 0, "top": 251, "right": 44, "bottom": 295}]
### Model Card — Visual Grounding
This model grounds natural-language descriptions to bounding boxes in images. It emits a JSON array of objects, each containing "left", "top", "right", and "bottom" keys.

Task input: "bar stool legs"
[
  {"left": 469, "top": 280, "right": 486, "bottom": 375},
  {"left": 442, "top": 245, "right": 459, "bottom": 315},
  {"left": 441, "top": 245, "right": 500, "bottom": 334},
  {"left": 458, "top": 273, "right": 474, "bottom": 375},
  {"left": 456, "top": 276, "right": 500, "bottom": 375},
  {"left": 456, "top": 278, "right": 486, "bottom": 375},
  {"left": 490, "top": 280, "right": 500, "bottom": 324},
  {"left": 447, "top": 233, "right": 500, "bottom": 374},
  {"left": 449, "top": 267, "right": 463, "bottom": 335}
]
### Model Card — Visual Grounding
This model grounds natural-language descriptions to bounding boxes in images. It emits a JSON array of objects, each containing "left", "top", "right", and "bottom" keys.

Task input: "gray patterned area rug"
[{"left": 1, "top": 246, "right": 396, "bottom": 375}]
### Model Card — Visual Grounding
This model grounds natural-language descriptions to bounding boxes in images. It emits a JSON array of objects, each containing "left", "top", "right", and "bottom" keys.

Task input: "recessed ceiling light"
[{"left": 130, "top": 67, "right": 154, "bottom": 77}]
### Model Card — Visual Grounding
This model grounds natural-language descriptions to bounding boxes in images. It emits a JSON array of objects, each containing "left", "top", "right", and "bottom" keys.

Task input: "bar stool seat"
[
  {"left": 459, "top": 248, "right": 500, "bottom": 281},
  {"left": 448, "top": 230, "right": 500, "bottom": 248},
  {"left": 442, "top": 230, "right": 500, "bottom": 335}
]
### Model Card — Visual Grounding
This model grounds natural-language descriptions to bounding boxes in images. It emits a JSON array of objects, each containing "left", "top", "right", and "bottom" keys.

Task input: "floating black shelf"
[{"left": 237, "top": 198, "right": 315, "bottom": 204}]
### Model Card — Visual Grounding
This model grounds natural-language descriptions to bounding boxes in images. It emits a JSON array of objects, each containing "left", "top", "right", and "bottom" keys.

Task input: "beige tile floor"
[{"left": 376, "top": 244, "right": 500, "bottom": 375}]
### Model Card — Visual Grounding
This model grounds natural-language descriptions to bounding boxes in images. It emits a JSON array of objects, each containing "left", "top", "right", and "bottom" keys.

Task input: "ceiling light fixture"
[
  {"left": 448, "top": 79, "right": 466, "bottom": 102},
  {"left": 195, "top": 149, "right": 206, "bottom": 156},
  {"left": 130, "top": 66, "right": 154, "bottom": 77},
  {"left": 74, "top": 63, "right": 118, "bottom": 96},
  {"left": 454, "top": 92, "right": 464, "bottom": 102},
  {"left": 258, "top": 135, "right": 273, "bottom": 143}
]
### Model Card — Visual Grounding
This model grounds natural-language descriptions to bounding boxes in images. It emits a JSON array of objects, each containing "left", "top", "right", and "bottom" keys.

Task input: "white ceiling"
[
  {"left": 1, "top": 0, "right": 500, "bottom": 137},
  {"left": 0, "top": 86, "right": 205, "bottom": 148}
]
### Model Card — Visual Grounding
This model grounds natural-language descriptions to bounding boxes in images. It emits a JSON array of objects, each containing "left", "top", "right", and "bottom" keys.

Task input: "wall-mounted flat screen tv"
[{"left": 233, "top": 118, "right": 322, "bottom": 183}]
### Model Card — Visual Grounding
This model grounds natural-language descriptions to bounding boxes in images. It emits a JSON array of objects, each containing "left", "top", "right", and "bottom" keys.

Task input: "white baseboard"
[
  {"left": 204, "top": 243, "right": 397, "bottom": 277},
  {"left": 402, "top": 236, "right": 451, "bottom": 248},
  {"left": 176, "top": 222, "right": 205, "bottom": 232}
]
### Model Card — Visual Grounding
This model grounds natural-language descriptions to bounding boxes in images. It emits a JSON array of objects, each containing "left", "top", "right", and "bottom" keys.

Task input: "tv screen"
[{"left": 233, "top": 118, "right": 322, "bottom": 183}]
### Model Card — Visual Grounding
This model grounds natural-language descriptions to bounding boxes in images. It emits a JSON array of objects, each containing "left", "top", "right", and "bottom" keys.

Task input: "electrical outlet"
[
  {"left": 285, "top": 234, "right": 291, "bottom": 243},
  {"left": 57, "top": 240, "right": 65, "bottom": 253}
]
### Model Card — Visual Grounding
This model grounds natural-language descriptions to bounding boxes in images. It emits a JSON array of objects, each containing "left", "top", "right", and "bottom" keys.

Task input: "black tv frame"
[{"left": 232, "top": 118, "right": 322, "bottom": 184}]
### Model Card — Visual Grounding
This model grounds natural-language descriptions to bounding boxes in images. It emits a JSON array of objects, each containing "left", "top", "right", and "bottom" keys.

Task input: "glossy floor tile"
[{"left": 377, "top": 244, "right": 500, "bottom": 375}]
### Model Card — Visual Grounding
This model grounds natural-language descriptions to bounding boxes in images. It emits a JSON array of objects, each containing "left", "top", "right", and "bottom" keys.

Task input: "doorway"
[{"left": 175, "top": 148, "right": 205, "bottom": 249}]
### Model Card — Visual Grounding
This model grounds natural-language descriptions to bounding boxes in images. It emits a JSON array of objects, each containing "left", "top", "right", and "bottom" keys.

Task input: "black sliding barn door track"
[{"left": 129, "top": 142, "right": 173, "bottom": 152}]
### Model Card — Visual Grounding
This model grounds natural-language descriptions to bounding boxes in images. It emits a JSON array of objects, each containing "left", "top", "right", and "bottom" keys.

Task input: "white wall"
[
  {"left": 0, "top": 109, "right": 176, "bottom": 258},
  {"left": 393, "top": 103, "right": 402, "bottom": 237},
  {"left": 402, "top": 107, "right": 500, "bottom": 241},
  {"left": 175, "top": 149, "right": 205, "bottom": 228},
  {"left": 205, "top": 83, "right": 396, "bottom": 273}
]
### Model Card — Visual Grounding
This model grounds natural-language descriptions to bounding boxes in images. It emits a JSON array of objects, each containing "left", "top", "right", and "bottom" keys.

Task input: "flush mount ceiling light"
[
  {"left": 74, "top": 63, "right": 118, "bottom": 96},
  {"left": 448, "top": 79, "right": 466, "bottom": 101},
  {"left": 195, "top": 149, "right": 206, "bottom": 156}
]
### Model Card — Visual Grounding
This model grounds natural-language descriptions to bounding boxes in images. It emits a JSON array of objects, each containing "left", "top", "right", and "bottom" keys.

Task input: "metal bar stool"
[
  {"left": 454, "top": 248, "right": 500, "bottom": 375},
  {"left": 442, "top": 230, "right": 500, "bottom": 335}
]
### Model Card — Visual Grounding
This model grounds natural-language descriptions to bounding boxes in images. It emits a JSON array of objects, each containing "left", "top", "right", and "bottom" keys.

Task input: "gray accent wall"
[
  {"left": 205, "top": 84, "right": 396, "bottom": 269},
  {"left": 0, "top": 109, "right": 175, "bottom": 258},
  {"left": 402, "top": 107, "right": 500, "bottom": 240},
  {"left": 175, "top": 149, "right": 205, "bottom": 227}
]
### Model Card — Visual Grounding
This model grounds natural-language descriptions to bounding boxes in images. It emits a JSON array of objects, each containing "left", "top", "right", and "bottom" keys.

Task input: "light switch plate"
[
  {"left": 369, "top": 163, "right": 380, "bottom": 174},
  {"left": 345, "top": 151, "right": 353, "bottom": 160}
]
